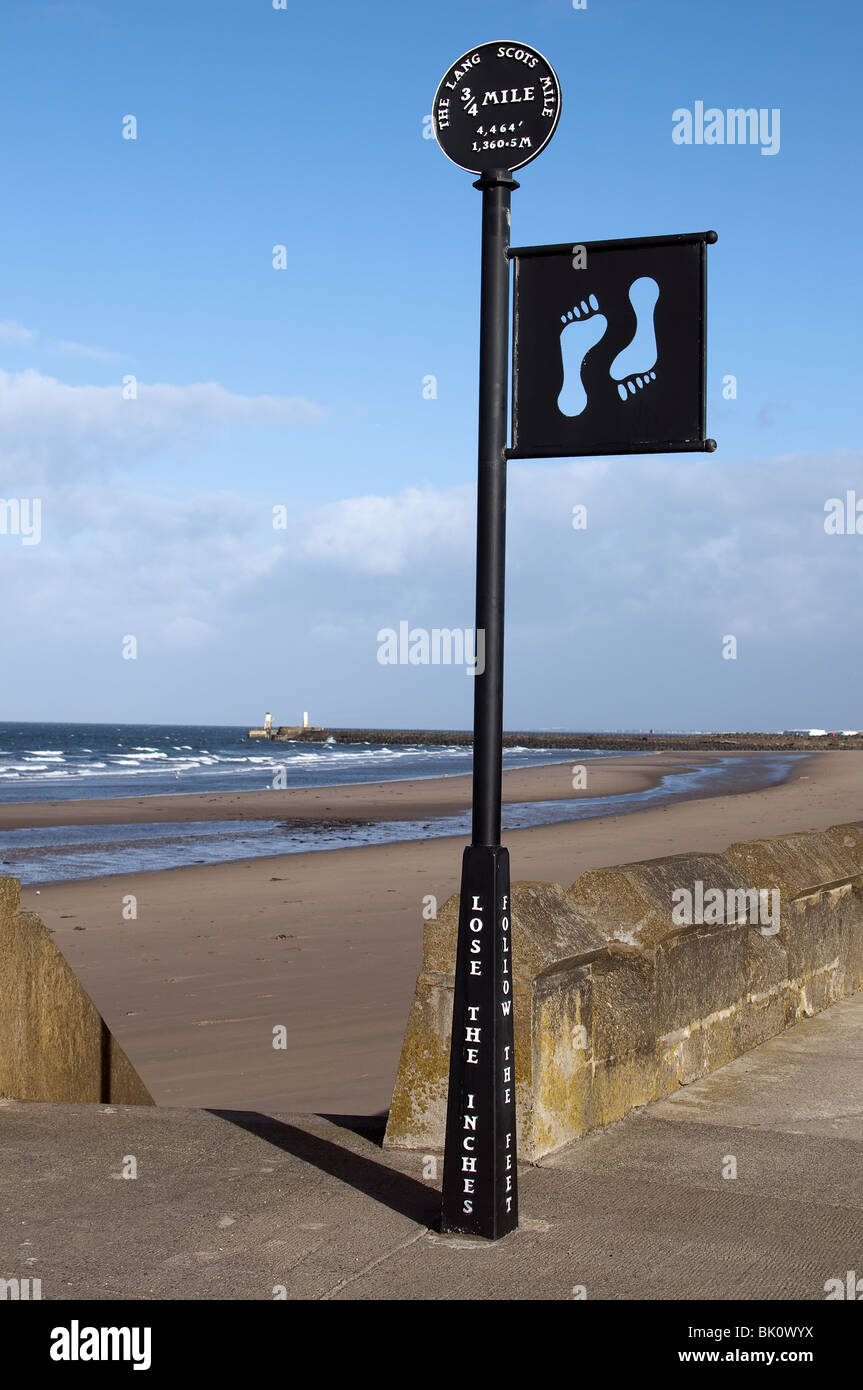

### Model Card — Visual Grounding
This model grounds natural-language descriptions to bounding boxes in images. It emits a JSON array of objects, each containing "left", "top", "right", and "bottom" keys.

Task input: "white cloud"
[
  {"left": 298, "top": 485, "right": 474, "bottom": 574},
  {"left": 0, "top": 320, "right": 37, "bottom": 346},
  {"left": 162, "top": 615, "right": 217, "bottom": 647},
  {"left": 53, "top": 339, "right": 125, "bottom": 362},
  {"left": 0, "top": 323, "right": 127, "bottom": 362},
  {"left": 1, "top": 433, "right": 861, "bottom": 727},
  {"left": 0, "top": 368, "right": 328, "bottom": 482},
  {"left": 8, "top": 448, "right": 858, "bottom": 645}
]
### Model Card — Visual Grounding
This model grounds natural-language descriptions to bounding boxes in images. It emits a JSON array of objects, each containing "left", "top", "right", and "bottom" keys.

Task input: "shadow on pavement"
[
  {"left": 209, "top": 1109, "right": 440, "bottom": 1230},
  {"left": 318, "top": 1111, "right": 388, "bottom": 1145}
]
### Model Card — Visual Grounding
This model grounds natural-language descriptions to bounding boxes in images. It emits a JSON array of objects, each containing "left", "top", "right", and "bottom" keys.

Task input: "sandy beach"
[{"left": 17, "top": 750, "right": 863, "bottom": 1119}]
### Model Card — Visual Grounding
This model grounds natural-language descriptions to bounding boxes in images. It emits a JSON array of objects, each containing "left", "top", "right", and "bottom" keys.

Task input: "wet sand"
[{"left": 19, "top": 750, "right": 863, "bottom": 1119}]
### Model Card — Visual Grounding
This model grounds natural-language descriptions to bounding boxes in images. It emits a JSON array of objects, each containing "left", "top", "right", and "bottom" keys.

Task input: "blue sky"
[{"left": 0, "top": 0, "right": 860, "bottom": 729}]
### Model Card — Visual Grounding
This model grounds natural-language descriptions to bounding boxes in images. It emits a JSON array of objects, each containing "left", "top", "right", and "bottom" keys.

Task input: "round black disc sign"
[{"left": 433, "top": 41, "right": 561, "bottom": 174}]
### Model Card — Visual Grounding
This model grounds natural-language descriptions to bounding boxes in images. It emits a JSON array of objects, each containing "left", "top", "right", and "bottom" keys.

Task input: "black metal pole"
[
  {"left": 470, "top": 169, "right": 516, "bottom": 850},
  {"left": 440, "top": 169, "right": 519, "bottom": 1241}
]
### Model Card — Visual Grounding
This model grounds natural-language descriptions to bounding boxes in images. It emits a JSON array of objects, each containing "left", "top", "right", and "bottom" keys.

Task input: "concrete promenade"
[{"left": 1, "top": 990, "right": 861, "bottom": 1301}]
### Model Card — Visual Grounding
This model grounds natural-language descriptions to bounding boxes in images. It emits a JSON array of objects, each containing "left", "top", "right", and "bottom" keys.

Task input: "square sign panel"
[{"left": 510, "top": 232, "right": 716, "bottom": 459}]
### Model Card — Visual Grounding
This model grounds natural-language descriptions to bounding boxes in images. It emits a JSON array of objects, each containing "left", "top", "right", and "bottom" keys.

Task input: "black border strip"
[
  {"left": 507, "top": 439, "right": 717, "bottom": 459},
  {"left": 508, "top": 230, "right": 718, "bottom": 259}
]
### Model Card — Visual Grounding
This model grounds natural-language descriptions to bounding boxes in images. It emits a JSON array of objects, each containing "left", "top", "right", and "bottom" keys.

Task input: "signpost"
[
  {"left": 434, "top": 41, "right": 561, "bottom": 1242},
  {"left": 432, "top": 41, "right": 714, "bottom": 1242}
]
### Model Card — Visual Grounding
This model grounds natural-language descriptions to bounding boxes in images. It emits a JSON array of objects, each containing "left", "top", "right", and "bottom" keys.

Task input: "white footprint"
[
  {"left": 558, "top": 294, "right": 607, "bottom": 417},
  {"left": 610, "top": 276, "right": 659, "bottom": 398},
  {"left": 616, "top": 369, "right": 657, "bottom": 401}
]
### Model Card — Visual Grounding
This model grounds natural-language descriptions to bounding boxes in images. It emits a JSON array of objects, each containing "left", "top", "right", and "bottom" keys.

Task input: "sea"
[
  {"left": 0, "top": 722, "right": 621, "bottom": 801},
  {"left": 0, "top": 723, "right": 805, "bottom": 884}
]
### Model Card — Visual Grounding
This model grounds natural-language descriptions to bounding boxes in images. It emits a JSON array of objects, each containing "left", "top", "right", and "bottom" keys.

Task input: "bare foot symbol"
[
  {"left": 610, "top": 276, "right": 659, "bottom": 401},
  {"left": 558, "top": 294, "right": 607, "bottom": 417}
]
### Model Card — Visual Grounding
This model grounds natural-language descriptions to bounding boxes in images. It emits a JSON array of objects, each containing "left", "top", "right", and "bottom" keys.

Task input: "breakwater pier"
[{"left": 246, "top": 728, "right": 863, "bottom": 752}]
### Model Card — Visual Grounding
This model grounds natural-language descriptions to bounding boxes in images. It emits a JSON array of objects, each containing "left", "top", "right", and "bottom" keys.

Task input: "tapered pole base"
[{"left": 440, "top": 845, "right": 518, "bottom": 1239}]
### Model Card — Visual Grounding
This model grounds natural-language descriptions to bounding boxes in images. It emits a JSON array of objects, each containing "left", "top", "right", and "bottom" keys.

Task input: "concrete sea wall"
[
  {"left": 384, "top": 821, "right": 863, "bottom": 1161},
  {"left": 0, "top": 877, "right": 153, "bottom": 1105}
]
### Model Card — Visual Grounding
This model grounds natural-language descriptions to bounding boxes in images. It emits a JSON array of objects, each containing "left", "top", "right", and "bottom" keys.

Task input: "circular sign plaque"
[{"left": 433, "top": 41, "right": 561, "bottom": 174}]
